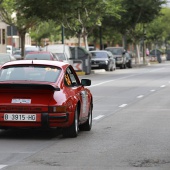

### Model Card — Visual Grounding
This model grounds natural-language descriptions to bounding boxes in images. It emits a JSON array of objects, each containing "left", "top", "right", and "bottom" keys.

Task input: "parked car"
[
  {"left": 125, "top": 52, "right": 132, "bottom": 68},
  {"left": 90, "top": 50, "right": 116, "bottom": 71},
  {"left": 0, "top": 53, "right": 16, "bottom": 66},
  {"left": 13, "top": 50, "right": 22, "bottom": 60},
  {"left": 0, "top": 60, "right": 93, "bottom": 138},
  {"left": 105, "top": 47, "right": 127, "bottom": 69},
  {"left": 25, "top": 46, "right": 40, "bottom": 56},
  {"left": 150, "top": 49, "right": 162, "bottom": 63},
  {"left": 24, "top": 51, "right": 59, "bottom": 60}
]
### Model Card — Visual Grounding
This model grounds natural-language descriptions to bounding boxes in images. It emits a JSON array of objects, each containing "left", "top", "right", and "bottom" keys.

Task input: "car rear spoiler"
[{"left": 0, "top": 83, "right": 60, "bottom": 91}]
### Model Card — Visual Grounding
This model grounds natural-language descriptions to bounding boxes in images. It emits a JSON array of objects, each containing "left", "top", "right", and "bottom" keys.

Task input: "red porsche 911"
[{"left": 0, "top": 60, "right": 93, "bottom": 138}]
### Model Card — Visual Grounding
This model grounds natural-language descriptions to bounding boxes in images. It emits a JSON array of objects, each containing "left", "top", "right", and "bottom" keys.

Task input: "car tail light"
[{"left": 48, "top": 106, "right": 67, "bottom": 113}]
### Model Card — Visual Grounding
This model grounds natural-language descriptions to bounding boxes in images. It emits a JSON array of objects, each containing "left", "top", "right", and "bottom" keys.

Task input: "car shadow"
[{"left": 0, "top": 128, "right": 62, "bottom": 140}]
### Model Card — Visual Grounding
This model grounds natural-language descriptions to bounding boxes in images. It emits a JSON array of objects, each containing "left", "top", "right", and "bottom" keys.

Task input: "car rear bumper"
[{"left": 0, "top": 112, "right": 71, "bottom": 129}]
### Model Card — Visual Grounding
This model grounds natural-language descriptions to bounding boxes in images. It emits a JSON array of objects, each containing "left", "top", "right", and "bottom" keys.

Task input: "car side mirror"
[{"left": 81, "top": 79, "right": 91, "bottom": 86}]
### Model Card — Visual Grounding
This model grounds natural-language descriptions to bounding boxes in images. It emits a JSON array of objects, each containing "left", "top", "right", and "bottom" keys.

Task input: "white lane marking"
[
  {"left": 89, "top": 67, "right": 166, "bottom": 88},
  {"left": 150, "top": 89, "right": 155, "bottom": 92},
  {"left": 89, "top": 75, "right": 138, "bottom": 88},
  {"left": 119, "top": 104, "right": 127, "bottom": 108},
  {"left": 93, "top": 115, "right": 105, "bottom": 120},
  {"left": 160, "top": 85, "right": 166, "bottom": 88},
  {"left": 137, "top": 95, "right": 144, "bottom": 98},
  {"left": 0, "top": 165, "right": 7, "bottom": 169}
]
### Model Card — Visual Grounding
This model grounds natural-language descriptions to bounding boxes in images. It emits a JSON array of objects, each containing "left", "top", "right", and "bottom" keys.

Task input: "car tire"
[
  {"left": 129, "top": 61, "right": 132, "bottom": 68},
  {"left": 79, "top": 103, "right": 92, "bottom": 131},
  {"left": 120, "top": 64, "right": 123, "bottom": 69},
  {"left": 105, "top": 64, "right": 110, "bottom": 71},
  {"left": 62, "top": 106, "right": 79, "bottom": 138}
]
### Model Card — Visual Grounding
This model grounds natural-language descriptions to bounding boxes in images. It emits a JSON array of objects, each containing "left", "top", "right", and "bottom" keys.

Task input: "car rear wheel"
[
  {"left": 62, "top": 106, "right": 79, "bottom": 138},
  {"left": 79, "top": 103, "right": 92, "bottom": 131},
  {"left": 127, "top": 61, "right": 132, "bottom": 68},
  {"left": 110, "top": 65, "right": 114, "bottom": 71}
]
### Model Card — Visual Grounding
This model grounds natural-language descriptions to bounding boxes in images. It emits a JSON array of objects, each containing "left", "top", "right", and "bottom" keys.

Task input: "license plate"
[
  {"left": 4, "top": 114, "right": 36, "bottom": 121},
  {"left": 91, "top": 65, "right": 99, "bottom": 67}
]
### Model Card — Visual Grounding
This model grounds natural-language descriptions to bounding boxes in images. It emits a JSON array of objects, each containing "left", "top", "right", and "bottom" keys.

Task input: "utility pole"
[
  {"left": 99, "top": 26, "right": 103, "bottom": 50},
  {"left": 61, "top": 26, "right": 64, "bottom": 44}
]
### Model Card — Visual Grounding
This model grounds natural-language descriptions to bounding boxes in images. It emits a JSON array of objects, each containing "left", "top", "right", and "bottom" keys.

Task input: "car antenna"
[{"left": 32, "top": 60, "right": 33, "bottom": 64}]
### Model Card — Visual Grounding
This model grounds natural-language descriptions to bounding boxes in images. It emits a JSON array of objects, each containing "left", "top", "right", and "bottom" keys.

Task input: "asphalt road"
[{"left": 1, "top": 61, "right": 170, "bottom": 170}]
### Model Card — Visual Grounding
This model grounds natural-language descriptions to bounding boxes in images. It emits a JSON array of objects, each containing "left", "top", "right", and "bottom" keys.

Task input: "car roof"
[{"left": 2, "top": 60, "right": 69, "bottom": 69}]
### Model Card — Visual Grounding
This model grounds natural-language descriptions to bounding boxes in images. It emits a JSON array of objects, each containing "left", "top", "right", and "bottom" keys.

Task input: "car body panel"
[{"left": 0, "top": 60, "right": 92, "bottom": 132}]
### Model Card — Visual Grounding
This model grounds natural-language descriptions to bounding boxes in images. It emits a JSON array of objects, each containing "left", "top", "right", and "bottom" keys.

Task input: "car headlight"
[{"left": 105, "top": 60, "right": 108, "bottom": 64}]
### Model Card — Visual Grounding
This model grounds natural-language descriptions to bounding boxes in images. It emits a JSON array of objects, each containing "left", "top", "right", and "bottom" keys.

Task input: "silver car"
[
  {"left": 105, "top": 47, "right": 127, "bottom": 69},
  {"left": 90, "top": 50, "right": 116, "bottom": 71}
]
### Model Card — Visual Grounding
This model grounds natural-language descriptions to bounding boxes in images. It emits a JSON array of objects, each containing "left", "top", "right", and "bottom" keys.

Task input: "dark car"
[
  {"left": 105, "top": 47, "right": 127, "bottom": 69},
  {"left": 125, "top": 52, "right": 132, "bottom": 68},
  {"left": 90, "top": 50, "right": 116, "bottom": 71},
  {"left": 24, "top": 51, "right": 59, "bottom": 61}
]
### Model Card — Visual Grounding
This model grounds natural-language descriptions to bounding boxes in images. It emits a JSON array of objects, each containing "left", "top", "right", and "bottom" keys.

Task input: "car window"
[
  {"left": 91, "top": 52, "right": 108, "bottom": 58},
  {"left": 64, "top": 67, "right": 80, "bottom": 86},
  {"left": 13, "top": 51, "right": 21, "bottom": 55},
  {"left": 0, "top": 65, "right": 61, "bottom": 82}
]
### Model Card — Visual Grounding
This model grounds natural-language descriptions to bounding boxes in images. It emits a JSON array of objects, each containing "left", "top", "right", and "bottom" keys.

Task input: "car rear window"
[
  {"left": 0, "top": 65, "right": 61, "bottom": 82},
  {"left": 25, "top": 54, "right": 51, "bottom": 60},
  {"left": 106, "top": 48, "right": 123, "bottom": 55}
]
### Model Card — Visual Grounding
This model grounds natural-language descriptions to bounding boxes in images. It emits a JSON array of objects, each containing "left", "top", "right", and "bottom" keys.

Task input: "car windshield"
[
  {"left": 91, "top": 52, "right": 108, "bottom": 58},
  {"left": 25, "top": 54, "right": 51, "bottom": 60},
  {"left": 0, "top": 54, "right": 11, "bottom": 65},
  {"left": 0, "top": 65, "right": 61, "bottom": 82},
  {"left": 106, "top": 48, "right": 123, "bottom": 55}
]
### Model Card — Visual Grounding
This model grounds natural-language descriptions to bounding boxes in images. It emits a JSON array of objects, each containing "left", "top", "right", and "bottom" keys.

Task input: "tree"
[
  {"left": 30, "top": 21, "right": 61, "bottom": 46},
  {"left": 0, "top": 0, "right": 40, "bottom": 58},
  {"left": 18, "top": 0, "right": 122, "bottom": 50}
]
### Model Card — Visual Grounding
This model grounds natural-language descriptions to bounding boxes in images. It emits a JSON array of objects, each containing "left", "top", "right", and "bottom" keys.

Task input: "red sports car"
[{"left": 0, "top": 60, "right": 93, "bottom": 137}]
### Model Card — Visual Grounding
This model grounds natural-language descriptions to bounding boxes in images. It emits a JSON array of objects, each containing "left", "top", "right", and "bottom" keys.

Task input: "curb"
[
  {"left": 76, "top": 71, "right": 86, "bottom": 76},
  {"left": 91, "top": 69, "right": 106, "bottom": 74}
]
